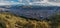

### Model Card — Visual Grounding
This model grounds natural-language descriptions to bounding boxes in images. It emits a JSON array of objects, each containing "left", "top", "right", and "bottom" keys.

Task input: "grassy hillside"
[
  {"left": 0, "top": 12, "right": 60, "bottom": 28},
  {"left": 48, "top": 12, "right": 60, "bottom": 28},
  {"left": 0, "top": 12, "right": 52, "bottom": 28}
]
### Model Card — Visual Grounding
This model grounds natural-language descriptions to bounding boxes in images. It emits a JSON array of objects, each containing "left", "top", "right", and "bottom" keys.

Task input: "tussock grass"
[{"left": 0, "top": 12, "right": 52, "bottom": 28}]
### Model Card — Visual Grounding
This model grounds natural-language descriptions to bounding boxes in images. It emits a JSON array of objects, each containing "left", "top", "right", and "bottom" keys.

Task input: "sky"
[
  {"left": 0, "top": 0, "right": 60, "bottom": 6},
  {"left": 7, "top": 0, "right": 18, "bottom": 2},
  {"left": 3, "top": 0, "right": 33, "bottom": 2},
  {"left": 0, "top": 0, "right": 20, "bottom": 5},
  {"left": 0, "top": 0, "right": 19, "bottom": 2}
]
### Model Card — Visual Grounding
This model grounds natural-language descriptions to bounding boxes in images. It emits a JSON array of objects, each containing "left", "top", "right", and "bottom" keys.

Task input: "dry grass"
[{"left": 0, "top": 12, "right": 52, "bottom": 28}]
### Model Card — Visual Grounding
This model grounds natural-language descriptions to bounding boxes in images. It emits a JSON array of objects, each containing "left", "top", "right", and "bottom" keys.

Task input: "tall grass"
[{"left": 0, "top": 12, "right": 52, "bottom": 28}]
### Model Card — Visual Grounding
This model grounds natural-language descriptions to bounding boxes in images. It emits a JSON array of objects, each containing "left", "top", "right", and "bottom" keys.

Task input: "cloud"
[
  {"left": 0, "top": 0, "right": 20, "bottom": 6},
  {"left": 28, "top": 0, "right": 60, "bottom": 6},
  {"left": 0, "top": 0, "right": 60, "bottom": 6}
]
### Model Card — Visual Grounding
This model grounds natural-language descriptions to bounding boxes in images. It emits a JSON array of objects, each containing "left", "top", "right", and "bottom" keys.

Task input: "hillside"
[{"left": 0, "top": 12, "right": 52, "bottom": 28}]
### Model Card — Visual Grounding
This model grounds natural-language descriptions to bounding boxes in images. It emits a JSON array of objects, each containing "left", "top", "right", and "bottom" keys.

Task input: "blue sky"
[
  {"left": 7, "top": 0, "right": 32, "bottom": 2},
  {"left": 0, "top": 0, "right": 33, "bottom": 2},
  {"left": 0, "top": 0, "right": 19, "bottom": 2},
  {"left": 6, "top": 0, "right": 18, "bottom": 2}
]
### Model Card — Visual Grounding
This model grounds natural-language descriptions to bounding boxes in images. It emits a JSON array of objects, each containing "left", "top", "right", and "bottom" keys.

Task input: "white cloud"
[
  {"left": 18, "top": 0, "right": 22, "bottom": 2},
  {"left": 28, "top": 0, "right": 60, "bottom": 6},
  {"left": 0, "top": 0, "right": 20, "bottom": 6},
  {"left": 0, "top": 0, "right": 60, "bottom": 6}
]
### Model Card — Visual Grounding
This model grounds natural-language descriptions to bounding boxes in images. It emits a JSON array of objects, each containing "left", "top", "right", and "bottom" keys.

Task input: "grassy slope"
[
  {"left": 0, "top": 12, "right": 52, "bottom": 28},
  {"left": 48, "top": 12, "right": 60, "bottom": 28}
]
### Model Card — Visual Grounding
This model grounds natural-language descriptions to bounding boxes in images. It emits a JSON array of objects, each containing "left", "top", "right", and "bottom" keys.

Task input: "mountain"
[{"left": 0, "top": 6, "right": 60, "bottom": 20}]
